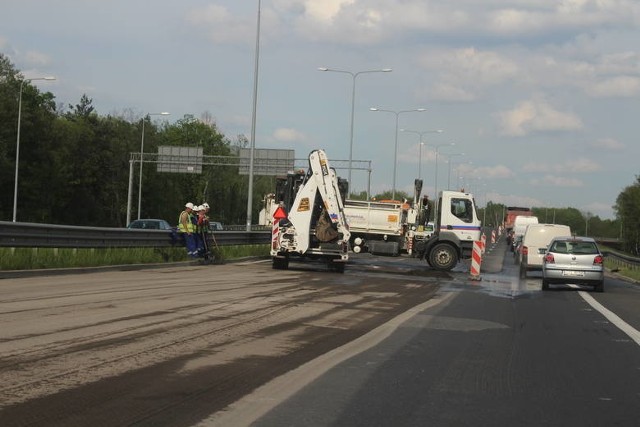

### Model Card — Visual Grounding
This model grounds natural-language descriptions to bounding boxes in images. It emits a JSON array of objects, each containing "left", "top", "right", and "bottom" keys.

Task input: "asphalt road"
[
  {"left": 2, "top": 239, "right": 639, "bottom": 427},
  {"left": 210, "top": 241, "right": 640, "bottom": 427},
  {"left": 0, "top": 253, "right": 446, "bottom": 427}
]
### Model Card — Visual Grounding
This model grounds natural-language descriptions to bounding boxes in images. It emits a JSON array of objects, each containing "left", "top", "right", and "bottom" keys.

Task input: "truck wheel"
[
  {"left": 272, "top": 257, "right": 289, "bottom": 270},
  {"left": 330, "top": 262, "right": 345, "bottom": 273},
  {"left": 428, "top": 243, "right": 458, "bottom": 271}
]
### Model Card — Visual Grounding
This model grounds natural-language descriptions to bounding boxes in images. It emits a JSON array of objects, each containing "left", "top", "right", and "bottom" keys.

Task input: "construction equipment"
[
  {"left": 270, "top": 149, "right": 351, "bottom": 272},
  {"left": 344, "top": 179, "right": 430, "bottom": 256}
]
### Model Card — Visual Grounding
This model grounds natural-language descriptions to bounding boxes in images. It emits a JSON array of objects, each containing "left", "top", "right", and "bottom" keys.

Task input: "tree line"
[
  {"left": 1, "top": 54, "right": 638, "bottom": 254},
  {"left": 0, "top": 54, "right": 274, "bottom": 227}
]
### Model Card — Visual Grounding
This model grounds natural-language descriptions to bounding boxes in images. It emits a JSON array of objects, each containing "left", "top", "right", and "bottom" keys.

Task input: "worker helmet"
[
  {"left": 202, "top": 202, "right": 210, "bottom": 209},
  {"left": 185, "top": 202, "right": 194, "bottom": 209}
]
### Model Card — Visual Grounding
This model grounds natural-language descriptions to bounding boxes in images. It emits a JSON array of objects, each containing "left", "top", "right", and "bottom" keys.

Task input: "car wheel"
[
  {"left": 594, "top": 281, "right": 604, "bottom": 293},
  {"left": 541, "top": 279, "right": 549, "bottom": 290}
]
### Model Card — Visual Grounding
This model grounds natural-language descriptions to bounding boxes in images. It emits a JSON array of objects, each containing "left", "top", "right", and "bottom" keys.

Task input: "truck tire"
[
  {"left": 330, "top": 261, "right": 345, "bottom": 273},
  {"left": 272, "top": 257, "right": 289, "bottom": 270},
  {"left": 428, "top": 243, "right": 458, "bottom": 271}
]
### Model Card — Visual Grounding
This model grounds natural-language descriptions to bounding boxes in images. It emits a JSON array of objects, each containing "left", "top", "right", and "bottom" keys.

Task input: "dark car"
[
  {"left": 542, "top": 236, "right": 605, "bottom": 292},
  {"left": 127, "top": 219, "right": 173, "bottom": 230}
]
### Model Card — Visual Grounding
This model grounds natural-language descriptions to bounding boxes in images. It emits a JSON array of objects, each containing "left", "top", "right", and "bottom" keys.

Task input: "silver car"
[{"left": 541, "top": 236, "right": 604, "bottom": 292}]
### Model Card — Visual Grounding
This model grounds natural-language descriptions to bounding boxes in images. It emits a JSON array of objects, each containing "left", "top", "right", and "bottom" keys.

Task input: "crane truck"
[{"left": 269, "top": 149, "right": 351, "bottom": 272}]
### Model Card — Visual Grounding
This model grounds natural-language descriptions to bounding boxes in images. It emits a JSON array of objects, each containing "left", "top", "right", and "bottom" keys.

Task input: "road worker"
[{"left": 178, "top": 202, "right": 197, "bottom": 257}]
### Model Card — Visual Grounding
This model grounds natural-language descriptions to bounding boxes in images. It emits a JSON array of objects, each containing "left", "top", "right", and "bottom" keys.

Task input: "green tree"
[{"left": 614, "top": 176, "right": 640, "bottom": 255}]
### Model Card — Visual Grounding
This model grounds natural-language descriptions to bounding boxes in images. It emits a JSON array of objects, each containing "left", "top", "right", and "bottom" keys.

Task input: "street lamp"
[
  {"left": 318, "top": 67, "right": 392, "bottom": 188},
  {"left": 137, "top": 112, "right": 170, "bottom": 220},
  {"left": 246, "top": 0, "right": 262, "bottom": 231},
  {"left": 370, "top": 108, "right": 427, "bottom": 199},
  {"left": 400, "top": 129, "right": 443, "bottom": 179},
  {"left": 433, "top": 142, "right": 455, "bottom": 200},
  {"left": 444, "top": 153, "right": 464, "bottom": 190},
  {"left": 13, "top": 76, "right": 56, "bottom": 222}
]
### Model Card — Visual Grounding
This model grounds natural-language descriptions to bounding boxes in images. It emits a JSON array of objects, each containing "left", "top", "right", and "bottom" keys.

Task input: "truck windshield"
[{"left": 451, "top": 198, "right": 474, "bottom": 223}]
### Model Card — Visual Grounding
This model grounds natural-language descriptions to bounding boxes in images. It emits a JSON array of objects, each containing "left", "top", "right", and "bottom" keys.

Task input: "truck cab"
[{"left": 413, "top": 190, "right": 482, "bottom": 271}]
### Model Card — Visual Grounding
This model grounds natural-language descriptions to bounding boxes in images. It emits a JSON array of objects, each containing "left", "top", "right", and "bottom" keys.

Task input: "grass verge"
[{"left": 0, "top": 245, "right": 270, "bottom": 271}]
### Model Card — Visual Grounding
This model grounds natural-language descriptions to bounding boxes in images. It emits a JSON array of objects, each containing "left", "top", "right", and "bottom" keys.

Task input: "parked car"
[
  {"left": 210, "top": 221, "right": 224, "bottom": 231},
  {"left": 519, "top": 223, "right": 571, "bottom": 278},
  {"left": 542, "top": 236, "right": 605, "bottom": 292},
  {"left": 127, "top": 219, "right": 173, "bottom": 230}
]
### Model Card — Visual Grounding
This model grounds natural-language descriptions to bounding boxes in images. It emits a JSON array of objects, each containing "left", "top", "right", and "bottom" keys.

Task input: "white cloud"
[
  {"left": 301, "top": 0, "right": 355, "bottom": 23},
  {"left": 419, "top": 48, "right": 519, "bottom": 102},
  {"left": 474, "top": 165, "right": 515, "bottom": 179},
  {"left": 592, "top": 137, "right": 625, "bottom": 150},
  {"left": 522, "top": 157, "right": 602, "bottom": 173},
  {"left": 498, "top": 98, "right": 583, "bottom": 136},
  {"left": 530, "top": 175, "right": 584, "bottom": 187},
  {"left": 24, "top": 50, "right": 51, "bottom": 66},
  {"left": 585, "top": 76, "right": 640, "bottom": 98},
  {"left": 272, "top": 127, "right": 307, "bottom": 142}
]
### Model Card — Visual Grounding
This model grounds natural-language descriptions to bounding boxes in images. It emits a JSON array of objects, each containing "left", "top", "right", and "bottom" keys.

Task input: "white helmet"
[
  {"left": 185, "top": 202, "right": 194, "bottom": 209},
  {"left": 197, "top": 205, "right": 205, "bottom": 211},
  {"left": 202, "top": 202, "right": 210, "bottom": 209}
]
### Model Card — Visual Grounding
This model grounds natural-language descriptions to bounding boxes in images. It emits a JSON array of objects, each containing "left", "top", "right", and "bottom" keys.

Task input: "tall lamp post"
[
  {"left": 137, "top": 112, "right": 170, "bottom": 220},
  {"left": 370, "top": 108, "right": 426, "bottom": 200},
  {"left": 13, "top": 76, "right": 56, "bottom": 222},
  {"left": 400, "top": 129, "right": 443, "bottom": 179},
  {"left": 317, "top": 67, "right": 391, "bottom": 188},
  {"left": 246, "top": 0, "right": 262, "bottom": 231},
  {"left": 445, "top": 153, "right": 464, "bottom": 190},
  {"left": 434, "top": 142, "right": 456, "bottom": 204}
]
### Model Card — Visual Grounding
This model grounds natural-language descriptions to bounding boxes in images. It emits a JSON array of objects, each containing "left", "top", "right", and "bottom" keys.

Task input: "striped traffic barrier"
[
  {"left": 480, "top": 233, "right": 486, "bottom": 254},
  {"left": 469, "top": 240, "right": 482, "bottom": 281}
]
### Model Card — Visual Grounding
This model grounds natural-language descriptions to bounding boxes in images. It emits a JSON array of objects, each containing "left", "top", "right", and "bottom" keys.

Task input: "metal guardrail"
[
  {"left": 603, "top": 250, "right": 640, "bottom": 270},
  {"left": 0, "top": 221, "right": 270, "bottom": 249}
]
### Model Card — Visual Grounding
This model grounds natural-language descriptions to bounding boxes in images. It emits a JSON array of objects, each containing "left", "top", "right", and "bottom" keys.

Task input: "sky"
[{"left": 2, "top": 0, "right": 639, "bottom": 220}]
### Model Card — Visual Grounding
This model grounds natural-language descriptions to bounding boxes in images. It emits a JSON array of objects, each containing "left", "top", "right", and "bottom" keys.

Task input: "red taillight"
[
  {"left": 544, "top": 253, "right": 555, "bottom": 264},
  {"left": 522, "top": 246, "right": 528, "bottom": 256},
  {"left": 594, "top": 255, "right": 603, "bottom": 265}
]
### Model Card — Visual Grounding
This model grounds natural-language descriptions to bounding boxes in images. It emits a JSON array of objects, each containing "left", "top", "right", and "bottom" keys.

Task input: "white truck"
[
  {"left": 412, "top": 190, "right": 482, "bottom": 271},
  {"left": 269, "top": 149, "right": 351, "bottom": 272},
  {"left": 344, "top": 179, "right": 430, "bottom": 256}
]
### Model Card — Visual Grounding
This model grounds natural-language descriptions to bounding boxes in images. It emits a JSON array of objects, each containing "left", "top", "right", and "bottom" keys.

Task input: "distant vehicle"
[
  {"left": 504, "top": 207, "right": 533, "bottom": 244},
  {"left": 512, "top": 235, "right": 524, "bottom": 264},
  {"left": 210, "top": 221, "right": 224, "bottom": 231},
  {"left": 127, "top": 219, "right": 172, "bottom": 230},
  {"left": 519, "top": 223, "right": 571, "bottom": 278},
  {"left": 542, "top": 236, "right": 604, "bottom": 292},
  {"left": 511, "top": 215, "right": 539, "bottom": 251}
]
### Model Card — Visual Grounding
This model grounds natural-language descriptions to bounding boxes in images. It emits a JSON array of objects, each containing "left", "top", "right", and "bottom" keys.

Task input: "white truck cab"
[{"left": 413, "top": 190, "right": 482, "bottom": 271}]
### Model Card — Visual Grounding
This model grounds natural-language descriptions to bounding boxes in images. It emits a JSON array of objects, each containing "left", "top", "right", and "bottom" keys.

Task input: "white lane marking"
[
  {"left": 199, "top": 292, "right": 458, "bottom": 426},
  {"left": 579, "top": 291, "right": 640, "bottom": 347}
]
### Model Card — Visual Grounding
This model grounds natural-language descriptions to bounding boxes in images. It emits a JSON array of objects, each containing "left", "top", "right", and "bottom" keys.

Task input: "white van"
[
  {"left": 519, "top": 223, "right": 571, "bottom": 278},
  {"left": 511, "top": 215, "right": 539, "bottom": 251}
]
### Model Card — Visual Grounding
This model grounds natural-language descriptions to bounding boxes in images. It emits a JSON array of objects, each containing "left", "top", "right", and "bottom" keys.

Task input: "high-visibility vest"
[{"left": 178, "top": 210, "right": 195, "bottom": 233}]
